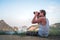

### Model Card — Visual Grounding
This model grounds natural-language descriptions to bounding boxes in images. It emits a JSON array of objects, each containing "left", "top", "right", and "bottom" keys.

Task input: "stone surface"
[{"left": 0, "top": 35, "right": 60, "bottom": 40}]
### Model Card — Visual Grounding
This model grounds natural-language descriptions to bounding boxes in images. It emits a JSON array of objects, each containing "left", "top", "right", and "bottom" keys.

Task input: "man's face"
[{"left": 39, "top": 12, "right": 44, "bottom": 17}]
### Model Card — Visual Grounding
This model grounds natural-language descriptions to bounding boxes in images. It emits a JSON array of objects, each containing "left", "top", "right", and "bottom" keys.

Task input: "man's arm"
[
  {"left": 32, "top": 16, "right": 46, "bottom": 25},
  {"left": 32, "top": 12, "right": 39, "bottom": 24},
  {"left": 32, "top": 15, "right": 37, "bottom": 24}
]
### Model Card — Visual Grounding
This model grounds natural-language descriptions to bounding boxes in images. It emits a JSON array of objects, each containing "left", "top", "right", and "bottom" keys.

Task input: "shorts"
[{"left": 38, "top": 30, "right": 49, "bottom": 37}]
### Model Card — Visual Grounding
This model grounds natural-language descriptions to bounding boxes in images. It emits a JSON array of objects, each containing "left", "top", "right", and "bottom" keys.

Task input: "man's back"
[{"left": 38, "top": 18, "right": 49, "bottom": 37}]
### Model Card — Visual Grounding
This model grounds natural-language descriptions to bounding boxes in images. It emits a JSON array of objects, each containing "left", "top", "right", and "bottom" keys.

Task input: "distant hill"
[
  {"left": 0, "top": 20, "right": 14, "bottom": 31},
  {"left": 50, "top": 23, "right": 60, "bottom": 28},
  {"left": 54, "top": 23, "right": 60, "bottom": 27}
]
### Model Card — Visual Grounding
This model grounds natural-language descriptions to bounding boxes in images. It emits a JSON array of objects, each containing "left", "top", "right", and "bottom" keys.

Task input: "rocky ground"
[{"left": 0, "top": 35, "right": 60, "bottom": 40}]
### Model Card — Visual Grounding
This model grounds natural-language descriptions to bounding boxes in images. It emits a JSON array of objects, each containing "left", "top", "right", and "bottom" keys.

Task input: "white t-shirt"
[{"left": 38, "top": 18, "right": 49, "bottom": 37}]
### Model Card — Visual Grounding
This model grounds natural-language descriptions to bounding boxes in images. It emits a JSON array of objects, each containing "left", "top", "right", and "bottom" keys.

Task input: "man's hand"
[{"left": 34, "top": 11, "right": 38, "bottom": 16}]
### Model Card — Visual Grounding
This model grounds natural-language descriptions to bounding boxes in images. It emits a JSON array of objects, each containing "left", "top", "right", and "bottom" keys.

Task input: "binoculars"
[
  {"left": 33, "top": 12, "right": 40, "bottom": 15},
  {"left": 33, "top": 12, "right": 40, "bottom": 18}
]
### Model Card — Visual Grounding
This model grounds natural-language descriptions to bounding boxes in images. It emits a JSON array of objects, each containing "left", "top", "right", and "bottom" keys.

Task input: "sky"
[{"left": 0, "top": 0, "right": 60, "bottom": 27}]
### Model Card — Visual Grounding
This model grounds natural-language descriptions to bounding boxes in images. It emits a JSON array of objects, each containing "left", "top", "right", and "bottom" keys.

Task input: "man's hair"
[{"left": 40, "top": 10, "right": 46, "bottom": 16}]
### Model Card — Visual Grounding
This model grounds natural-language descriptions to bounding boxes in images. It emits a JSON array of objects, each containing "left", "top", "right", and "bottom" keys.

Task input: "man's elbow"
[
  {"left": 31, "top": 21, "right": 36, "bottom": 24},
  {"left": 32, "top": 22, "right": 35, "bottom": 24},
  {"left": 32, "top": 21, "right": 34, "bottom": 24}
]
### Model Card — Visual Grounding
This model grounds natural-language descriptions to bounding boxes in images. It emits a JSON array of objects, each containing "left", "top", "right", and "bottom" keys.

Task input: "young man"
[{"left": 32, "top": 10, "right": 49, "bottom": 37}]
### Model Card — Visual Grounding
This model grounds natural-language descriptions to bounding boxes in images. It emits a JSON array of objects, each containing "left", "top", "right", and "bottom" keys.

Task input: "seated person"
[{"left": 26, "top": 10, "right": 49, "bottom": 37}]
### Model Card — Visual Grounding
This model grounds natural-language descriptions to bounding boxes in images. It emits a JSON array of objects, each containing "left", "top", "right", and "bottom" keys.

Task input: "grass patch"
[{"left": 49, "top": 27, "right": 60, "bottom": 36}]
